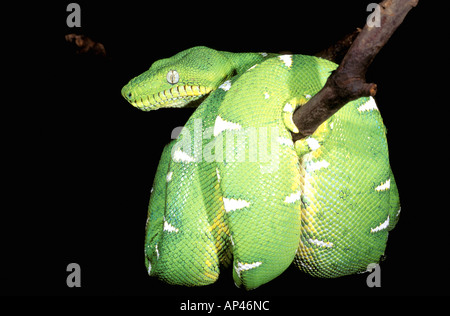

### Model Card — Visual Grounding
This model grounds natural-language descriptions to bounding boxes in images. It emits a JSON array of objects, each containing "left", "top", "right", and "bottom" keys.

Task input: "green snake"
[{"left": 121, "top": 46, "right": 400, "bottom": 290}]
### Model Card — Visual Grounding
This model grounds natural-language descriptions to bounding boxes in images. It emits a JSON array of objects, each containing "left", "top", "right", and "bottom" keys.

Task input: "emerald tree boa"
[{"left": 121, "top": 46, "right": 400, "bottom": 290}]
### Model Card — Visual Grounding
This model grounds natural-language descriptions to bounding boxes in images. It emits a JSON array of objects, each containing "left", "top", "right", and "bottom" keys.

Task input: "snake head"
[{"left": 121, "top": 46, "right": 236, "bottom": 111}]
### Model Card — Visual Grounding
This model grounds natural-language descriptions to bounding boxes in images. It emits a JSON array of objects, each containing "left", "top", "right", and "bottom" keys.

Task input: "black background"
[{"left": 3, "top": 0, "right": 448, "bottom": 300}]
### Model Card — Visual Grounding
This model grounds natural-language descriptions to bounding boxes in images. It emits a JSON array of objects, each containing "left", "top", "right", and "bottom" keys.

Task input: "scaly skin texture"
[
  {"left": 122, "top": 47, "right": 277, "bottom": 110},
  {"left": 122, "top": 46, "right": 401, "bottom": 290}
]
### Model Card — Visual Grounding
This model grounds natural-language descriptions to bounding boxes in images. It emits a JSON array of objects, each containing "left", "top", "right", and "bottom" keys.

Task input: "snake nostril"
[{"left": 127, "top": 92, "right": 133, "bottom": 99}]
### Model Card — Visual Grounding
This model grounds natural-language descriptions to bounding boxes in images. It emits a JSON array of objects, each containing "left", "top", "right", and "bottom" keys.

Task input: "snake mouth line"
[{"left": 130, "top": 85, "right": 213, "bottom": 111}]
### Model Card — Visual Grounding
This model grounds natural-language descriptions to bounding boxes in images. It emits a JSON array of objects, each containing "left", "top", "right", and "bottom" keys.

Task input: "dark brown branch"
[
  {"left": 292, "top": 0, "right": 418, "bottom": 142},
  {"left": 65, "top": 34, "right": 106, "bottom": 57},
  {"left": 314, "top": 28, "right": 361, "bottom": 64}
]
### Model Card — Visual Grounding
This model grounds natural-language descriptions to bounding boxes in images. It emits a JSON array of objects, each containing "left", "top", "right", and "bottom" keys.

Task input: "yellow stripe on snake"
[{"left": 121, "top": 46, "right": 400, "bottom": 290}]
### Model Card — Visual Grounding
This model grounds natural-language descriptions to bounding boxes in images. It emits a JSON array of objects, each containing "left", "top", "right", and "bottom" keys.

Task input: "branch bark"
[
  {"left": 65, "top": 34, "right": 106, "bottom": 57},
  {"left": 314, "top": 28, "right": 361, "bottom": 65},
  {"left": 292, "top": 0, "right": 418, "bottom": 142}
]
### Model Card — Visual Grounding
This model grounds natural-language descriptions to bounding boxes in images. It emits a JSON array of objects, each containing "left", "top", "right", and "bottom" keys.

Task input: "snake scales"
[{"left": 121, "top": 46, "right": 400, "bottom": 290}]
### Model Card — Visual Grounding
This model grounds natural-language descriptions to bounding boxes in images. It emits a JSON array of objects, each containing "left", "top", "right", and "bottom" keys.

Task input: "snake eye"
[{"left": 166, "top": 70, "right": 179, "bottom": 84}]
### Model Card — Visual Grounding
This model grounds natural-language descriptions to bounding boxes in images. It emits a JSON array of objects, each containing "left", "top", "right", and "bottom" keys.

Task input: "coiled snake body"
[{"left": 122, "top": 46, "right": 400, "bottom": 290}]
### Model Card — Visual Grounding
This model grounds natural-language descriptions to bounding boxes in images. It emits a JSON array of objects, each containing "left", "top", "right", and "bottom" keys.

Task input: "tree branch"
[
  {"left": 292, "top": 0, "right": 418, "bottom": 142},
  {"left": 314, "top": 28, "right": 361, "bottom": 64},
  {"left": 65, "top": 34, "right": 106, "bottom": 57}
]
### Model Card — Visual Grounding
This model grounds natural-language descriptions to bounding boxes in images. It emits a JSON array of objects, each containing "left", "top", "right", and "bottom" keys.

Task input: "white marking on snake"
[
  {"left": 357, "top": 97, "right": 379, "bottom": 112},
  {"left": 230, "top": 235, "right": 235, "bottom": 247},
  {"left": 284, "top": 190, "right": 301, "bottom": 203},
  {"left": 283, "top": 102, "right": 294, "bottom": 113},
  {"left": 277, "top": 137, "right": 294, "bottom": 147},
  {"left": 375, "top": 178, "right": 390, "bottom": 191},
  {"left": 155, "top": 244, "right": 160, "bottom": 259},
  {"left": 219, "top": 80, "right": 232, "bottom": 91},
  {"left": 247, "top": 64, "right": 257, "bottom": 71},
  {"left": 163, "top": 220, "right": 179, "bottom": 233},
  {"left": 216, "top": 168, "right": 221, "bottom": 183},
  {"left": 306, "top": 137, "right": 320, "bottom": 150},
  {"left": 370, "top": 215, "right": 390, "bottom": 233},
  {"left": 264, "top": 92, "right": 270, "bottom": 99},
  {"left": 166, "top": 171, "right": 173, "bottom": 182},
  {"left": 396, "top": 207, "right": 401, "bottom": 217},
  {"left": 222, "top": 197, "right": 250, "bottom": 213},
  {"left": 172, "top": 148, "right": 196, "bottom": 163},
  {"left": 306, "top": 160, "right": 330, "bottom": 172},
  {"left": 213, "top": 115, "right": 242, "bottom": 137},
  {"left": 279, "top": 55, "right": 293, "bottom": 68},
  {"left": 147, "top": 261, "right": 152, "bottom": 275},
  {"left": 235, "top": 261, "right": 262, "bottom": 277},
  {"left": 308, "top": 238, "right": 333, "bottom": 248},
  {"left": 260, "top": 52, "right": 268, "bottom": 57}
]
